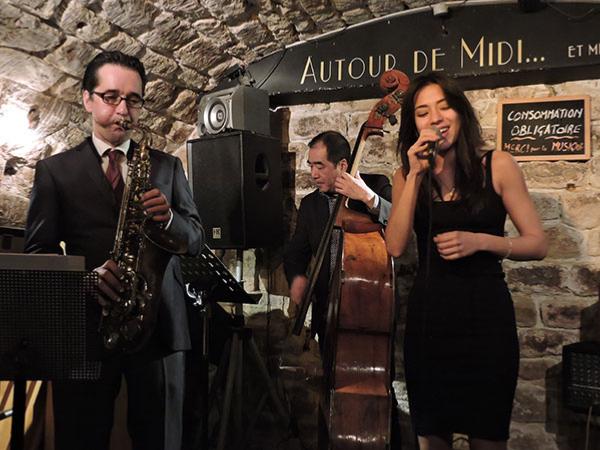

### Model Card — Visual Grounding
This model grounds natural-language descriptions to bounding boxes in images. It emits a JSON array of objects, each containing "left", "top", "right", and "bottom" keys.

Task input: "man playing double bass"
[
  {"left": 283, "top": 130, "right": 391, "bottom": 345},
  {"left": 283, "top": 130, "right": 401, "bottom": 447}
]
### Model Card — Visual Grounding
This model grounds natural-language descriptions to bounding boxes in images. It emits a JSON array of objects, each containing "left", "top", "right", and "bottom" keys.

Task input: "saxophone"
[{"left": 100, "top": 120, "right": 186, "bottom": 353}]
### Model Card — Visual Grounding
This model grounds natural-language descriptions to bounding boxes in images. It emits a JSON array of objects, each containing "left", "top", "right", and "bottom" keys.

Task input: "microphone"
[{"left": 427, "top": 125, "right": 443, "bottom": 168}]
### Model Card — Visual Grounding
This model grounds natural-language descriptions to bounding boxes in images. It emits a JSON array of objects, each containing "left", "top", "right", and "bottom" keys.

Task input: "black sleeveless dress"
[{"left": 404, "top": 151, "right": 519, "bottom": 441}]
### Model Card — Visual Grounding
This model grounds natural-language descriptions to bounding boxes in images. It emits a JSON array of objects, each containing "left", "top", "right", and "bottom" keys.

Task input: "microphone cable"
[
  {"left": 415, "top": 153, "right": 437, "bottom": 427},
  {"left": 424, "top": 126, "right": 443, "bottom": 282},
  {"left": 424, "top": 125, "right": 442, "bottom": 281},
  {"left": 425, "top": 165, "right": 435, "bottom": 281}
]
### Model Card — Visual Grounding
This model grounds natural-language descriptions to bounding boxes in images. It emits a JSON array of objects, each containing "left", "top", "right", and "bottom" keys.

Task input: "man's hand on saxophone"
[
  {"left": 142, "top": 188, "right": 172, "bottom": 224},
  {"left": 94, "top": 259, "right": 124, "bottom": 311}
]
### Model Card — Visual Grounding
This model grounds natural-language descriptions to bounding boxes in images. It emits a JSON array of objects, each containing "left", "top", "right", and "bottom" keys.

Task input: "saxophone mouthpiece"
[{"left": 118, "top": 119, "right": 132, "bottom": 130}]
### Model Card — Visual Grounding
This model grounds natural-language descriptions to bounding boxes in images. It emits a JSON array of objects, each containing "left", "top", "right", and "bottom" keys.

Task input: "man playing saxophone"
[{"left": 25, "top": 50, "right": 204, "bottom": 450}]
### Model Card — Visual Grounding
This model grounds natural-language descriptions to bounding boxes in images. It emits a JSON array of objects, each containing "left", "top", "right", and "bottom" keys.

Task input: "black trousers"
[{"left": 53, "top": 350, "right": 185, "bottom": 450}]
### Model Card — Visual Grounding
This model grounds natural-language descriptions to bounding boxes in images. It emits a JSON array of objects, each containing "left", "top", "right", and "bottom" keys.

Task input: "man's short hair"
[
  {"left": 308, "top": 131, "right": 351, "bottom": 165},
  {"left": 82, "top": 51, "right": 147, "bottom": 95}
]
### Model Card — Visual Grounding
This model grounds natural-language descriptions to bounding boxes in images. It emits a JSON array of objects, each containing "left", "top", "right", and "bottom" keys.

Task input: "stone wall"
[
  {"left": 0, "top": 0, "right": 426, "bottom": 230},
  {"left": 0, "top": 0, "right": 213, "bottom": 227},
  {"left": 1, "top": 1, "right": 600, "bottom": 448}
]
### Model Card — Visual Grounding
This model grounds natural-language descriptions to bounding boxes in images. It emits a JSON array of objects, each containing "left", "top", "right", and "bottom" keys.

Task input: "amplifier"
[{"left": 563, "top": 341, "right": 600, "bottom": 414}]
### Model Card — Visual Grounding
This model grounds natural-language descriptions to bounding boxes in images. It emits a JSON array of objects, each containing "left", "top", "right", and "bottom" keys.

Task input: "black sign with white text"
[
  {"left": 497, "top": 96, "right": 591, "bottom": 161},
  {"left": 242, "top": 2, "right": 600, "bottom": 105}
]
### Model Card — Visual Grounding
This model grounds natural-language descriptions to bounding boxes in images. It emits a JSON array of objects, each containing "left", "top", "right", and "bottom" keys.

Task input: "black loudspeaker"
[
  {"left": 563, "top": 341, "right": 600, "bottom": 414},
  {"left": 187, "top": 131, "right": 282, "bottom": 249}
]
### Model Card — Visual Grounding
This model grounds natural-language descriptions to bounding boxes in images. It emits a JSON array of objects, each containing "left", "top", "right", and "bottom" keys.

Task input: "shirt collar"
[
  {"left": 92, "top": 133, "right": 130, "bottom": 158},
  {"left": 319, "top": 191, "right": 338, "bottom": 199}
]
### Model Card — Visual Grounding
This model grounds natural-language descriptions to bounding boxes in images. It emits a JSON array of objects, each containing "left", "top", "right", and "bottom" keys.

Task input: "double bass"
[{"left": 292, "top": 70, "right": 409, "bottom": 449}]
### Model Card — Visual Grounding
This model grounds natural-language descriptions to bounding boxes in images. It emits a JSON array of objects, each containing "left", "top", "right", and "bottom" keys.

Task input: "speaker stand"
[
  {"left": 185, "top": 285, "right": 211, "bottom": 450},
  {"left": 213, "top": 250, "right": 289, "bottom": 450}
]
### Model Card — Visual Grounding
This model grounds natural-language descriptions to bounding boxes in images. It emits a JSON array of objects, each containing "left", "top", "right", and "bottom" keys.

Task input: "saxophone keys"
[
  {"left": 105, "top": 332, "right": 120, "bottom": 350},
  {"left": 122, "top": 320, "right": 142, "bottom": 340}
]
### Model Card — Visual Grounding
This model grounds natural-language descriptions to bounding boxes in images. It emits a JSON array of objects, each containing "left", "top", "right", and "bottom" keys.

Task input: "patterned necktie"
[
  {"left": 105, "top": 149, "right": 124, "bottom": 205},
  {"left": 327, "top": 195, "right": 341, "bottom": 280}
]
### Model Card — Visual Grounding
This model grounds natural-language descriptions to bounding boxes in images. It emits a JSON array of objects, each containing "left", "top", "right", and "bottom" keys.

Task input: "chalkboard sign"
[{"left": 497, "top": 95, "right": 591, "bottom": 161}]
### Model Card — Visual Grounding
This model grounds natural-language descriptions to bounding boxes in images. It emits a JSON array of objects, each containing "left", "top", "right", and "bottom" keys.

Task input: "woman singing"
[{"left": 386, "top": 72, "right": 547, "bottom": 450}]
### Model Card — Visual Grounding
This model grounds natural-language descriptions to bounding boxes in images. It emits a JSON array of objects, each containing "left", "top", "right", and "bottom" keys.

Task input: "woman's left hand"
[{"left": 434, "top": 231, "right": 480, "bottom": 260}]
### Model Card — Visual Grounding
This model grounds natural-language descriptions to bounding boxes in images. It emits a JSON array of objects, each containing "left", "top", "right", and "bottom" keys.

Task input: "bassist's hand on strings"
[{"left": 334, "top": 171, "right": 377, "bottom": 209}]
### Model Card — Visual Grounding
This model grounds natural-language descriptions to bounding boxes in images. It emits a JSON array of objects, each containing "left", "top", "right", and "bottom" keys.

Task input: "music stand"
[
  {"left": 0, "top": 254, "right": 100, "bottom": 450},
  {"left": 180, "top": 246, "right": 288, "bottom": 450}
]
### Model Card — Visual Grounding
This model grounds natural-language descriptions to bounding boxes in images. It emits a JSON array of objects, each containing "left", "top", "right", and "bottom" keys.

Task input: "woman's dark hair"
[
  {"left": 397, "top": 72, "right": 486, "bottom": 212},
  {"left": 308, "top": 130, "right": 351, "bottom": 165},
  {"left": 82, "top": 51, "right": 147, "bottom": 95}
]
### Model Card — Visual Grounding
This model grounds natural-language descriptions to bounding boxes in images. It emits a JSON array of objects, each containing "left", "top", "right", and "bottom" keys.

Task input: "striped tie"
[
  {"left": 105, "top": 149, "right": 124, "bottom": 205},
  {"left": 327, "top": 195, "right": 341, "bottom": 279}
]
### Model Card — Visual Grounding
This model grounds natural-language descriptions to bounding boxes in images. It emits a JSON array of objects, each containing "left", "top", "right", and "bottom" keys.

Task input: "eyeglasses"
[{"left": 91, "top": 91, "right": 144, "bottom": 109}]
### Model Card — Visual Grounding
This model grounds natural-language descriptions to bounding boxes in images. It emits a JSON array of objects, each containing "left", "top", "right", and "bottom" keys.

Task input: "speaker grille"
[
  {"left": 201, "top": 96, "right": 228, "bottom": 134},
  {"left": 563, "top": 341, "right": 600, "bottom": 414},
  {"left": 0, "top": 269, "right": 100, "bottom": 381}
]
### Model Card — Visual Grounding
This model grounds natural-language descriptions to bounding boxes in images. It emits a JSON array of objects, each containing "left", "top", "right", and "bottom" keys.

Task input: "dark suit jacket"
[
  {"left": 283, "top": 173, "right": 392, "bottom": 335},
  {"left": 25, "top": 137, "right": 204, "bottom": 353}
]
